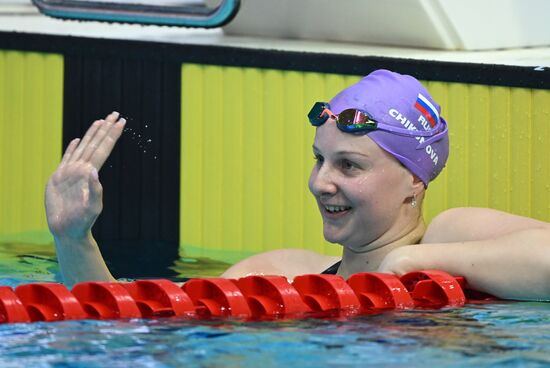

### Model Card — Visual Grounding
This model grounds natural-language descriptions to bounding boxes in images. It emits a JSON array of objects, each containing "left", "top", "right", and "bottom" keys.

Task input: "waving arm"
[{"left": 45, "top": 112, "right": 125, "bottom": 287}]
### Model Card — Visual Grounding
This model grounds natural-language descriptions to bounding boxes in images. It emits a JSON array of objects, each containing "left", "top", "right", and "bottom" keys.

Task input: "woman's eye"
[{"left": 340, "top": 159, "right": 357, "bottom": 171}]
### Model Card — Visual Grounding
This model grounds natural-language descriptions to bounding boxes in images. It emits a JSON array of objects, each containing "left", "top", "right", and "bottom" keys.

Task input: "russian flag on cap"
[{"left": 415, "top": 93, "right": 440, "bottom": 128}]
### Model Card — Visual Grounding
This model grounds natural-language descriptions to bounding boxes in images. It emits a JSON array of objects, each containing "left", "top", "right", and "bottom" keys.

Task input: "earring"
[{"left": 411, "top": 193, "right": 417, "bottom": 208}]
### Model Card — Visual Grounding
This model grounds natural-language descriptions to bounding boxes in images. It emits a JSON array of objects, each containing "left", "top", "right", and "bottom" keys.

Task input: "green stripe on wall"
[
  {"left": 180, "top": 64, "right": 550, "bottom": 262},
  {"left": 0, "top": 51, "right": 63, "bottom": 244}
]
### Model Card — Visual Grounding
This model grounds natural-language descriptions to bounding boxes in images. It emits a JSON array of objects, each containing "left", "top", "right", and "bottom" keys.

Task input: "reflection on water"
[
  {"left": 171, "top": 256, "right": 231, "bottom": 279},
  {"left": 0, "top": 242, "right": 60, "bottom": 286},
  {"left": 0, "top": 242, "right": 231, "bottom": 285}
]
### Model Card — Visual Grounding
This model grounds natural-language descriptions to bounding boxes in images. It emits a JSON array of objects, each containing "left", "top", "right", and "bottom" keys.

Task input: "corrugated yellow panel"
[
  {"left": 181, "top": 65, "right": 348, "bottom": 261},
  {"left": 443, "top": 83, "right": 470, "bottom": 210},
  {"left": 509, "top": 88, "right": 532, "bottom": 217},
  {"left": 423, "top": 84, "right": 550, "bottom": 223},
  {"left": 222, "top": 67, "right": 244, "bottom": 253},
  {"left": 488, "top": 87, "right": 511, "bottom": 212},
  {"left": 531, "top": 89, "right": 550, "bottom": 221},
  {"left": 467, "top": 85, "right": 491, "bottom": 207},
  {"left": 281, "top": 71, "right": 304, "bottom": 249},
  {"left": 422, "top": 81, "right": 449, "bottom": 220},
  {"left": 200, "top": 66, "right": 224, "bottom": 253},
  {"left": 262, "top": 69, "right": 284, "bottom": 250},
  {"left": 241, "top": 68, "right": 264, "bottom": 254},
  {"left": 180, "top": 64, "right": 204, "bottom": 251},
  {"left": 181, "top": 64, "right": 550, "bottom": 262},
  {"left": 0, "top": 51, "right": 63, "bottom": 244}
]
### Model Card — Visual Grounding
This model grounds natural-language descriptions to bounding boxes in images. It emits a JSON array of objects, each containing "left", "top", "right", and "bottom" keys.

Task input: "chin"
[
  {"left": 322, "top": 228, "right": 348, "bottom": 245},
  {"left": 323, "top": 228, "right": 370, "bottom": 252}
]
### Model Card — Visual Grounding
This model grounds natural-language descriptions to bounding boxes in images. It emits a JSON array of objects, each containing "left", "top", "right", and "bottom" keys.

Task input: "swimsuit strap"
[{"left": 321, "top": 260, "right": 341, "bottom": 275}]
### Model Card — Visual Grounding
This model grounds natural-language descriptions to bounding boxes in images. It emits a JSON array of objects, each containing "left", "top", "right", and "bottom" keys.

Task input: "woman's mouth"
[{"left": 322, "top": 204, "right": 352, "bottom": 219}]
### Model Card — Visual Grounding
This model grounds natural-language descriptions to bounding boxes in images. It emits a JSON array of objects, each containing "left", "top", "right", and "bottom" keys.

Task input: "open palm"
[{"left": 45, "top": 112, "right": 126, "bottom": 240}]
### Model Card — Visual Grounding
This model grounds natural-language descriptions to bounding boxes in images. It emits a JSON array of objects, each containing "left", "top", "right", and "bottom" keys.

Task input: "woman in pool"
[{"left": 45, "top": 69, "right": 550, "bottom": 300}]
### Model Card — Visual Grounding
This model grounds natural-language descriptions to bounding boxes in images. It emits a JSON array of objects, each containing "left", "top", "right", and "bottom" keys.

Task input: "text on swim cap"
[{"left": 388, "top": 109, "right": 438, "bottom": 165}]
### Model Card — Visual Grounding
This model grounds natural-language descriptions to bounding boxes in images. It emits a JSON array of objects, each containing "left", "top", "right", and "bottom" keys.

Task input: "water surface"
[{"left": 1, "top": 243, "right": 549, "bottom": 368}]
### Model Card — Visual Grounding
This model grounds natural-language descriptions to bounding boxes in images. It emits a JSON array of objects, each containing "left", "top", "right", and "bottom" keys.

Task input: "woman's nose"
[{"left": 309, "top": 164, "right": 337, "bottom": 196}]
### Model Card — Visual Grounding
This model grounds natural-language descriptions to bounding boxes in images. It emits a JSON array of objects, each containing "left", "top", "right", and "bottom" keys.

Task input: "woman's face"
[{"left": 308, "top": 120, "right": 415, "bottom": 252}]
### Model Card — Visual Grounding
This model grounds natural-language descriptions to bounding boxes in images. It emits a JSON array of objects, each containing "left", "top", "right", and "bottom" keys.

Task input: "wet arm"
[
  {"left": 379, "top": 228, "right": 550, "bottom": 300},
  {"left": 45, "top": 112, "right": 124, "bottom": 287},
  {"left": 379, "top": 208, "right": 550, "bottom": 300},
  {"left": 55, "top": 233, "right": 115, "bottom": 286}
]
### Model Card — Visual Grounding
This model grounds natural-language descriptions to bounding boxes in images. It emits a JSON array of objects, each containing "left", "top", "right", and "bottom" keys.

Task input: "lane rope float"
[{"left": 0, "top": 270, "right": 496, "bottom": 324}]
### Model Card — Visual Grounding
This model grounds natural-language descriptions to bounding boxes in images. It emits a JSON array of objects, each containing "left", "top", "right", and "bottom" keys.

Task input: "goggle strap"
[{"left": 321, "top": 108, "right": 334, "bottom": 120}]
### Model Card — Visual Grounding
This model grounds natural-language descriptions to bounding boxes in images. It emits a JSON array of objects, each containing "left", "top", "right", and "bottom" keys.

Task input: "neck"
[{"left": 338, "top": 217, "right": 426, "bottom": 278}]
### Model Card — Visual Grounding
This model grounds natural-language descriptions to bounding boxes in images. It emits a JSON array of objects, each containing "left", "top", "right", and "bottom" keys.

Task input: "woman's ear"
[
  {"left": 409, "top": 174, "right": 426, "bottom": 198},
  {"left": 405, "top": 174, "right": 426, "bottom": 209}
]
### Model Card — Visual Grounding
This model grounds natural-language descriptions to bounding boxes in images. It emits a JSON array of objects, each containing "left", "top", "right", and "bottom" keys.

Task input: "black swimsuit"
[{"left": 321, "top": 260, "right": 341, "bottom": 275}]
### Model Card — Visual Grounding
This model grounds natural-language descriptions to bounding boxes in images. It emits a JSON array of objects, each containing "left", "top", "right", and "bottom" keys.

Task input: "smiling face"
[{"left": 308, "top": 120, "right": 421, "bottom": 252}]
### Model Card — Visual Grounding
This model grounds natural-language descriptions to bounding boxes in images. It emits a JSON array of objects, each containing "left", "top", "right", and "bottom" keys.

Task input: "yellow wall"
[
  {"left": 2, "top": 54, "right": 547, "bottom": 259},
  {"left": 180, "top": 64, "right": 550, "bottom": 262},
  {"left": 0, "top": 51, "right": 63, "bottom": 244},
  {"left": 424, "top": 82, "right": 550, "bottom": 221}
]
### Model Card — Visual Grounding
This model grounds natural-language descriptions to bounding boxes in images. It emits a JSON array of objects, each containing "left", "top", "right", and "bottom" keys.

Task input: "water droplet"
[{"left": 147, "top": 139, "right": 152, "bottom": 143}]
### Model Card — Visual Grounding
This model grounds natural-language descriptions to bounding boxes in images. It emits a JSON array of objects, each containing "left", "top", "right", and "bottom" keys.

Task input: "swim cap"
[{"left": 328, "top": 69, "right": 449, "bottom": 186}]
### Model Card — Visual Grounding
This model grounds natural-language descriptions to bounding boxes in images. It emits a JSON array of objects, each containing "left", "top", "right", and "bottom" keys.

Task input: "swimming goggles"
[
  {"left": 308, "top": 101, "right": 448, "bottom": 141},
  {"left": 308, "top": 102, "right": 378, "bottom": 133}
]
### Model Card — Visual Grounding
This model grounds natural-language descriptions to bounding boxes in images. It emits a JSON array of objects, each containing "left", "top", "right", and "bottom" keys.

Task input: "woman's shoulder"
[
  {"left": 422, "top": 207, "right": 550, "bottom": 243},
  {"left": 221, "top": 248, "right": 340, "bottom": 279}
]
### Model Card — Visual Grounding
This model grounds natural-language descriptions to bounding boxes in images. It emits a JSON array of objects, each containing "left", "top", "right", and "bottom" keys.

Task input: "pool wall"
[
  {"left": 0, "top": 49, "right": 63, "bottom": 245},
  {"left": 1, "top": 32, "right": 549, "bottom": 266}
]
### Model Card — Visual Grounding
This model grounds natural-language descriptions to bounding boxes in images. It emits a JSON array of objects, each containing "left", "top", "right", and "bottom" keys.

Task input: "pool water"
[{"left": 1, "top": 243, "right": 550, "bottom": 367}]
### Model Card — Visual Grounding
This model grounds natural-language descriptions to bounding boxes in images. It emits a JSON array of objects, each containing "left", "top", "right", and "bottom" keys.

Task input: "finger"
[
  {"left": 69, "top": 119, "right": 104, "bottom": 163},
  {"left": 60, "top": 138, "right": 81, "bottom": 166},
  {"left": 80, "top": 112, "right": 120, "bottom": 164},
  {"left": 104, "top": 111, "right": 120, "bottom": 124},
  {"left": 88, "top": 117, "right": 126, "bottom": 170}
]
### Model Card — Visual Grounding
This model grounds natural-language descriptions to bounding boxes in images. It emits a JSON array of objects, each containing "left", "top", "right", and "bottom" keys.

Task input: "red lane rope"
[{"left": 0, "top": 270, "right": 495, "bottom": 324}]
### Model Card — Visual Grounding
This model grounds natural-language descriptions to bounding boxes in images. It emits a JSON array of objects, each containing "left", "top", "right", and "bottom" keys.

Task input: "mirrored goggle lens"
[
  {"left": 336, "top": 109, "right": 377, "bottom": 132},
  {"left": 308, "top": 102, "right": 331, "bottom": 126}
]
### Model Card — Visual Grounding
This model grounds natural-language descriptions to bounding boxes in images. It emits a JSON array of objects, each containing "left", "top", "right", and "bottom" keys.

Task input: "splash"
[{"left": 122, "top": 117, "right": 158, "bottom": 160}]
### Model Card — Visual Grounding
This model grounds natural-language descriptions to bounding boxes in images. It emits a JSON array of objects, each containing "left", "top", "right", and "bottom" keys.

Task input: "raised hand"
[{"left": 45, "top": 112, "right": 126, "bottom": 241}]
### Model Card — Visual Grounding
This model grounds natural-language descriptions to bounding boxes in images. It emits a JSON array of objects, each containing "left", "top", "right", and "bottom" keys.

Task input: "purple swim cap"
[{"left": 329, "top": 69, "right": 449, "bottom": 186}]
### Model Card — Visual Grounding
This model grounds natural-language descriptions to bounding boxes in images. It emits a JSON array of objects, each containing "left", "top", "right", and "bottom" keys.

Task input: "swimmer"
[{"left": 45, "top": 69, "right": 550, "bottom": 300}]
